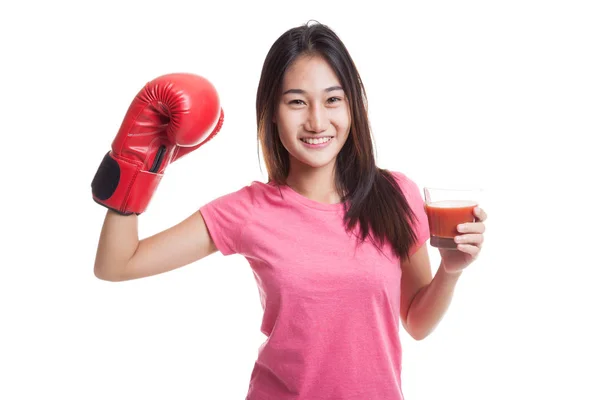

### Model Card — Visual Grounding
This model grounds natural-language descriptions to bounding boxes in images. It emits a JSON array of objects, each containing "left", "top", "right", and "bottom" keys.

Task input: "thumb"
[{"left": 172, "top": 109, "right": 224, "bottom": 162}]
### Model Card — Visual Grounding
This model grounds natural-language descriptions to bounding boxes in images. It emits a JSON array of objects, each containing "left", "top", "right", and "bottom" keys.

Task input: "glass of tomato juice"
[{"left": 423, "top": 187, "right": 482, "bottom": 249}]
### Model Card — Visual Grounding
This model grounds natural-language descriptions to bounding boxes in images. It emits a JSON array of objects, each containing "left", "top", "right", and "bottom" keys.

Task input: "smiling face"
[{"left": 274, "top": 54, "right": 351, "bottom": 173}]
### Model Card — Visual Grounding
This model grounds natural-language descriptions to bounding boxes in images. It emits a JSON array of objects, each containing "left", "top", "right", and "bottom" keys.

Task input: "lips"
[
  {"left": 299, "top": 136, "right": 334, "bottom": 149},
  {"left": 300, "top": 136, "right": 333, "bottom": 145}
]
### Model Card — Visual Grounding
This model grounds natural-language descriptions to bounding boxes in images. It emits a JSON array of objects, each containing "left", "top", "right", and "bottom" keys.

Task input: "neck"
[{"left": 286, "top": 159, "right": 340, "bottom": 204}]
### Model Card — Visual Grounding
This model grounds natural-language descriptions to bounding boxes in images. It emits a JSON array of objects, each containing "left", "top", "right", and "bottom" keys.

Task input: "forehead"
[{"left": 282, "top": 54, "right": 341, "bottom": 90}]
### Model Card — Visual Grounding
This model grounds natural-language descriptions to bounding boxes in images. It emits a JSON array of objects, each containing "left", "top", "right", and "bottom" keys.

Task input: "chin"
[
  {"left": 302, "top": 159, "right": 335, "bottom": 169},
  {"left": 293, "top": 152, "right": 338, "bottom": 169}
]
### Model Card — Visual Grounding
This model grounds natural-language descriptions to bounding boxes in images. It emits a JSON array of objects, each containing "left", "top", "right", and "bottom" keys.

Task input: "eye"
[
  {"left": 327, "top": 97, "right": 343, "bottom": 104},
  {"left": 288, "top": 99, "right": 306, "bottom": 105}
]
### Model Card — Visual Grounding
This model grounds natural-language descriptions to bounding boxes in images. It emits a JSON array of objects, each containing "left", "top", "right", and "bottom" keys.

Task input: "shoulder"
[
  {"left": 203, "top": 180, "right": 273, "bottom": 209},
  {"left": 384, "top": 169, "right": 425, "bottom": 209},
  {"left": 386, "top": 170, "right": 420, "bottom": 191}
]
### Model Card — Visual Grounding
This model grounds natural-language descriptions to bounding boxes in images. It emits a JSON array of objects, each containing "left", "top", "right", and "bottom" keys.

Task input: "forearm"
[
  {"left": 94, "top": 210, "right": 139, "bottom": 280},
  {"left": 406, "top": 263, "right": 462, "bottom": 340}
]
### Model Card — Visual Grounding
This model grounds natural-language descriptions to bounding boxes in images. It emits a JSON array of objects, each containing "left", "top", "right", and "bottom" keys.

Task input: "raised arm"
[
  {"left": 90, "top": 72, "right": 224, "bottom": 280},
  {"left": 94, "top": 210, "right": 216, "bottom": 281}
]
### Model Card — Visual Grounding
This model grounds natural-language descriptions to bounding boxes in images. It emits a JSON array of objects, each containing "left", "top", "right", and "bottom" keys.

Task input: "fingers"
[
  {"left": 454, "top": 234, "right": 484, "bottom": 246},
  {"left": 457, "top": 222, "right": 486, "bottom": 234},
  {"left": 474, "top": 207, "right": 487, "bottom": 222},
  {"left": 452, "top": 208, "right": 487, "bottom": 259}
]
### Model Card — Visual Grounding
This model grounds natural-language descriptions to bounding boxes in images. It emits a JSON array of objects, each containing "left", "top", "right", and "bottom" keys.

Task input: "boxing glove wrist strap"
[{"left": 92, "top": 151, "right": 163, "bottom": 215}]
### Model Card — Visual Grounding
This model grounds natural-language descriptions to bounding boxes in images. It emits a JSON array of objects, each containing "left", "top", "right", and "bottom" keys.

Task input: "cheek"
[
  {"left": 277, "top": 112, "right": 305, "bottom": 140},
  {"left": 276, "top": 107, "right": 294, "bottom": 127},
  {"left": 275, "top": 117, "right": 296, "bottom": 148},
  {"left": 332, "top": 109, "right": 351, "bottom": 134}
]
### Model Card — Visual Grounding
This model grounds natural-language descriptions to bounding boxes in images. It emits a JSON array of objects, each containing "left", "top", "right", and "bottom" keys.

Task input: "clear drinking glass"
[{"left": 423, "top": 187, "right": 482, "bottom": 249}]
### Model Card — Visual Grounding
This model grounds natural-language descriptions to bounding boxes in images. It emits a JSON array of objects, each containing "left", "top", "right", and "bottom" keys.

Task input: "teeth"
[{"left": 301, "top": 137, "right": 332, "bottom": 145}]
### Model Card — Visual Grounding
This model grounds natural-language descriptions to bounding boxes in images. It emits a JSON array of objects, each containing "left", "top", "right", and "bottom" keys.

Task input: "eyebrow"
[{"left": 282, "top": 86, "right": 344, "bottom": 95}]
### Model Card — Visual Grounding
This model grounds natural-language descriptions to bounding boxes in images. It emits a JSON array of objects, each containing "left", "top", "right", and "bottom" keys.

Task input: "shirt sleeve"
[
  {"left": 391, "top": 171, "right": 431, "bottom": 257},
  {"left": 199, "top": 186, "right": 253, "bottom": 256}
]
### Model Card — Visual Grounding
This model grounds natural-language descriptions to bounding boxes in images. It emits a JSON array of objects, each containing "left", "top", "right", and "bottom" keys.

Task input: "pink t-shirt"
[{"left": 199, "top": 171, "right": 430, "bottom": 400}]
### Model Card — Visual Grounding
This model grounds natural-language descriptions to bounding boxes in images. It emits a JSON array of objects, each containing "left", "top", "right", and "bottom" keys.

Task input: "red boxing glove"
[{"left": 91, "top": 73, "right": 224, "bottom": 215}]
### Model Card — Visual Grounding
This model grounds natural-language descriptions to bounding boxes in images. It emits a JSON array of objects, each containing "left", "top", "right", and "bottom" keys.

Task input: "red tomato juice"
[{"left": 425, "top": 200, "right": 477, "bottom": 249}]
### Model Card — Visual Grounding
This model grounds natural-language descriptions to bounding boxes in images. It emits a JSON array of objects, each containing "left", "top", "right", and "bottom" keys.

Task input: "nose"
[{"left": 305, "top": 104, "right": 328, "bottom": 133}]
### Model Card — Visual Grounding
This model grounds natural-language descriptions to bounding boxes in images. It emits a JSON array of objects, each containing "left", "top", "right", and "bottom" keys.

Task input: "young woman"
[{"left": 93, "top": 21, "right": 487, "bottom": 400}]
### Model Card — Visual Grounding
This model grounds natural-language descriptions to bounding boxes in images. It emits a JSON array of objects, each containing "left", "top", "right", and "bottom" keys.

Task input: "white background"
[{"left": 1, "top": 0, "right": 599, "bottom": 399}]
